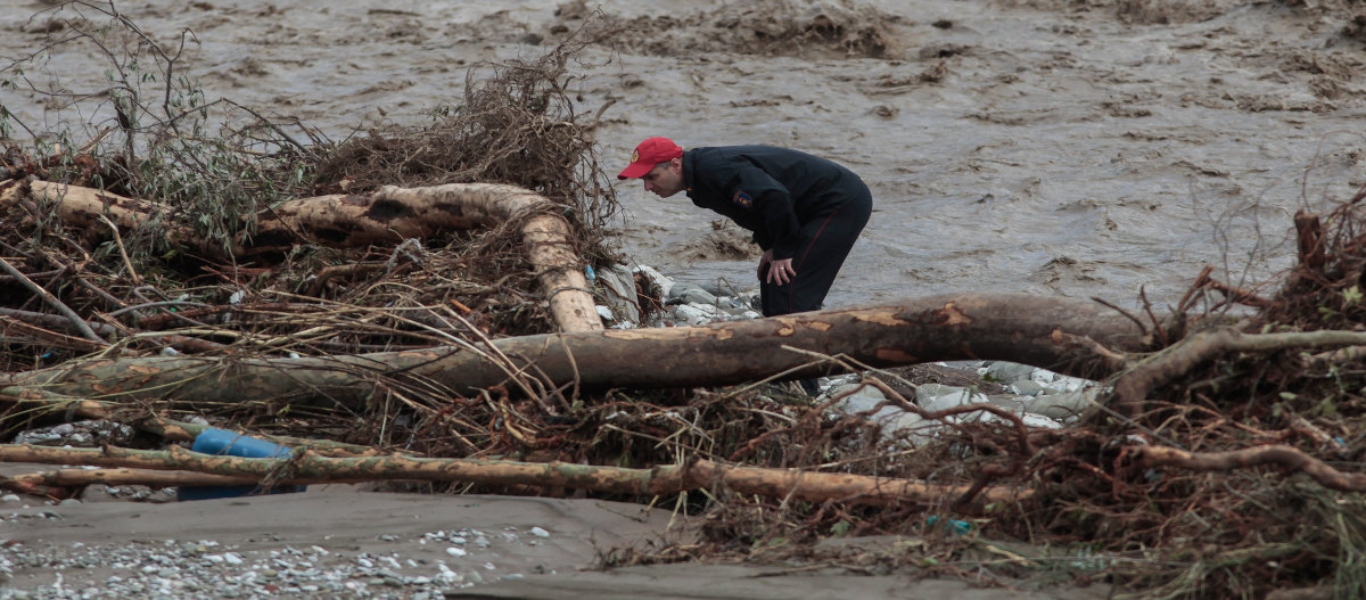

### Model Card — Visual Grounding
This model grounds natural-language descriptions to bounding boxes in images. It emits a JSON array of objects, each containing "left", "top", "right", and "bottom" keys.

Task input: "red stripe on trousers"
[{"left": 785, "top": 208, "right": 839, "bottom": 313}]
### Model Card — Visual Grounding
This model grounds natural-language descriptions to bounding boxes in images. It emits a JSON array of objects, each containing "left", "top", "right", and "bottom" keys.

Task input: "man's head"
[{"left": 618, "top": 137, "right": 685, "bottom": 198}]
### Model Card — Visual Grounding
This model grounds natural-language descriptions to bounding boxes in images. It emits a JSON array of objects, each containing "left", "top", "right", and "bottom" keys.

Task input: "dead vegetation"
[{"left": 3, "top": 4, "right": 1366, "bottom": 600}]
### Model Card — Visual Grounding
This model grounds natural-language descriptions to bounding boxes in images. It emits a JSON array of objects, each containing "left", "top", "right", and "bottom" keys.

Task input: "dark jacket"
[{"left": 682, "top": 145, "right": 867, "bottom": 260}]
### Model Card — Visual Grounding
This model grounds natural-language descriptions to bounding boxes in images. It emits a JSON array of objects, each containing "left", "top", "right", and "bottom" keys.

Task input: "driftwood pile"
[{"left": 4, "top": 6, "right": 1366, "bottom": 599}]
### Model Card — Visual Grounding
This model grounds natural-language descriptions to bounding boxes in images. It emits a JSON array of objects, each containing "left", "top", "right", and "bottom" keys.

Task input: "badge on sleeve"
[{"left": 731, "top": 190, "right": 753, "bottom": 208}]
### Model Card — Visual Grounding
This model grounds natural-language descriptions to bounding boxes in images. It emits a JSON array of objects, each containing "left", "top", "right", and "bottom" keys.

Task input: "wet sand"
[{"left": 4, "top": 483, "right": 1109, "bottom": 599}]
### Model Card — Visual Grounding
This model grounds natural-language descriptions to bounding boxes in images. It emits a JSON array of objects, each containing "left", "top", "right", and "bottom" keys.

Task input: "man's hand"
[{"left": 766, "top": 258, "right": 796, "bottom": 285}]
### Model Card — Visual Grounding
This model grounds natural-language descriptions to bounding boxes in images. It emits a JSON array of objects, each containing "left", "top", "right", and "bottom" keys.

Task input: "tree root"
[
  {"left": 1113, "top": 328, "right": 1366, "bottom": 415},
  {"left": 1133, "top": 444, "right": 1366, "bottom": 492}
]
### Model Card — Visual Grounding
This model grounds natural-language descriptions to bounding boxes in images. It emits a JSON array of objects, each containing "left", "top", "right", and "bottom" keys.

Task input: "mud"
[{"left": 7, "top": 0, "right": 1364, "bottom": 311}]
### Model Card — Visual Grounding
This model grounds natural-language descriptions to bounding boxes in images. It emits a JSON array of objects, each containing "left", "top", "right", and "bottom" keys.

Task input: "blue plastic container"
[{"left": 178, "top": 428, "right": 306, "bottom": 501}]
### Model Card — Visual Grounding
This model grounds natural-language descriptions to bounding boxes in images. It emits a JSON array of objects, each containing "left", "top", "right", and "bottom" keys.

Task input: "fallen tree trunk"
[
  {"left": 0, "top": 444, "right": 1031, "bottom": 507},
  {"left": 1, "top": 293, "right": 1148, "bottom": 409},
  {"left": 7, "top": 467, "right": 261, "bottom": 489},
  {"left": 0, "top": 387, "right": 404, "bottom": 455},
  {"left": 0, "top": 179, "right": 600, "bottom": 333}
]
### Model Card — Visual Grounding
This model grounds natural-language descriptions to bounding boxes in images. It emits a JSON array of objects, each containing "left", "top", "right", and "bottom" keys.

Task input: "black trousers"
[{"left": 759, "top": 187, "right": 872, "bottom": 317}]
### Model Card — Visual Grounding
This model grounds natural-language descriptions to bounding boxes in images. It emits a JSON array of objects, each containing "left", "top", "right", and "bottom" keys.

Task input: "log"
[
  {"left": 0, "top": 444, "right": 1032, "bottom": 507},
  {"left": 8, "top": 467, "right": 260, "bottom": 489},
  {"left": 1, "top": 293, "right": 1147, "bottom": 408},
  {"left": 0, "top": 180, "right": 601, "bottom": 333},
  {"left": 0, "top": 386, "right": 404, "bottom": 455}
]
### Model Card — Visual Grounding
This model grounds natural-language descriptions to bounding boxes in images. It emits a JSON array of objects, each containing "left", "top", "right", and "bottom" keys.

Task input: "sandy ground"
[{"left": 2, "top": 476, "right": 1110, "bottom": 598}]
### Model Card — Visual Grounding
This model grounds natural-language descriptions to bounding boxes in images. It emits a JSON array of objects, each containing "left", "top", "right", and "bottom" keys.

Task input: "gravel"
[{"left": 0, "top": 510, "right": 559, "bottom": 600}]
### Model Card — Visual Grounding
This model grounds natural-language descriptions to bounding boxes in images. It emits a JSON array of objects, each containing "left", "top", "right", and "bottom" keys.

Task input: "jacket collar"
[{"left": 682, "top": 149, "right": 696, "bottom": 193}]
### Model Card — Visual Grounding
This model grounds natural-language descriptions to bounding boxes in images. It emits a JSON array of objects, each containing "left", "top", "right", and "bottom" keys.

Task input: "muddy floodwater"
[{"left": 3, "top": 0, "right": 1365, "bottom": 310}]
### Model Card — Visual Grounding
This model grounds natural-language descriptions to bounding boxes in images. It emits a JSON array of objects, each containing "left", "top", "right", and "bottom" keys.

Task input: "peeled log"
[
  {"left": 0, "top": 180, "right": 600, "bottom": 332},
  {"left": 0, "top": 445, "right": 1031, "bottom": 507},
  {"left": 1, "top": 294, "right": 1148, "bottom": 409}
]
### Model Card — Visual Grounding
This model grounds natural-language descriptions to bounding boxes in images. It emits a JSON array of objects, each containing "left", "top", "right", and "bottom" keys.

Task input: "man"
[
  {"left": 618, "top": 137, "right": 873, "bottom": 393},
  {"left": 618, "top": 137, "right": 872, "bottom": 317}
]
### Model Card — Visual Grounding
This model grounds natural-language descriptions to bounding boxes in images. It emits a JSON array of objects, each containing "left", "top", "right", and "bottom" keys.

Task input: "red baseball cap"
[{"left": 617, "top": 137, "right": 683, "bottom": 180}]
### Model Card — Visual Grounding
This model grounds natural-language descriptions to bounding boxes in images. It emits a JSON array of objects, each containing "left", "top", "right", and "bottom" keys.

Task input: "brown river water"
[{"left": 3, "top": 0, "right": 1365, "bottom": 311}]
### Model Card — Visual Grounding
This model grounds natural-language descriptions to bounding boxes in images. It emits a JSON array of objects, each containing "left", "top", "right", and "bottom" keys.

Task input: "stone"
[
  {"left": 830, "top": 384, "right": 935, "bottom": 445},
  {"left": 1020, "top": 413, "right": 1064, "bottom": 429},
  {"left": 665, "top": 283, "right": 717, "bottom": 306},
  {"left": 671, "top": 303, "right": 716, "bottom": 325},
  {"left": 912, "top": 383, "right": 964, "bottom": 404},
  {"left": 919, "top": 387, "right": 989, "bottom": 414},
  {"left": 1007, "top": 380, "right": 1046, "bottom": 396},
  {"left": 1045, "top": 375, "right": 1092, "bottom": 394},
  {"left": 1020, "top": 388, "right": 1103, "bottom": 420},
  {"left": 982, "top": 361, "right": 1036, "bottom": 384}
]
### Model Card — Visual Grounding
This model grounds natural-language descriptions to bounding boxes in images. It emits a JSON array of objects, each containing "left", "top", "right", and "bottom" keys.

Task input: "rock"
[
  {"left": 739, "top": 291, "right": 761, "bottom": 311},
  {"left": 982, "top": 361, "right": 1035, "bottom": 383},
  {"left": 1007, "top": 380, "right": 1046, "bottom": 396},
  {"left": 12, "top": 420, "right": 134, "bottom": 447},
  {"left": 1020, "top": 388, "right": 1103, "bottom": 420},
  {"left": 665, "top": 283, "right": 717, "bottom": 306},
  {"left": 832, "top": 383, "right": 886, "bottom": 412},
  {"left": 831, "top": 384, "right": 934, "bottom": 445},
  {"left": 916, "top": 385, "right": 987, "bottom": 411},
  {"left": 912, "top": 383, "right": 965, "bottom": 403},
  {"left": 1045, "top": 375, "right": 1092, "bottom": 394},
  {"left": 1019, "top": 414, "right": 1064, "bottom": 429},
  {"left": 671, "top": 303, "right": 717, "bottom": 325}
]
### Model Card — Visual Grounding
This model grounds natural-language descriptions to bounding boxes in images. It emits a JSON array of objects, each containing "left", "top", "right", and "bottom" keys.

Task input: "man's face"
[{"left": 641, "top": 158, "right": 684, "bottom": 198}]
